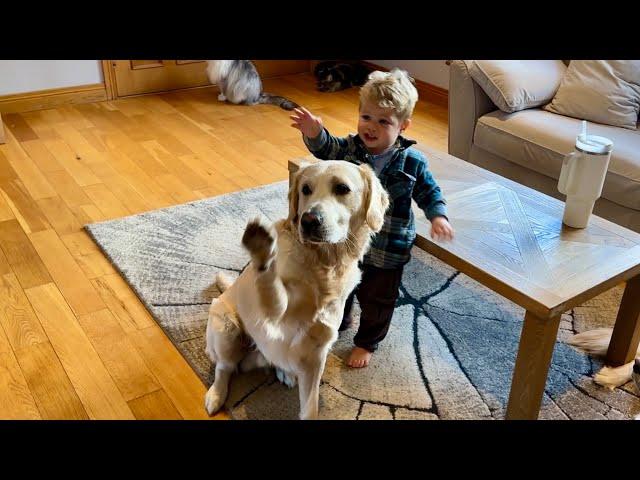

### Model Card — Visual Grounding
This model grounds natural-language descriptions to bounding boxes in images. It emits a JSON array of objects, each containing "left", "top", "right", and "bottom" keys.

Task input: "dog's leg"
[
  {"left": 242, "top": 218, "right": 288, "bottom": 319},
  {"left": 297, "top": 351, "right": 328, "bottom": 420},
  {"left": 204, "top": 311, "right": 245, "bottom": 416}
]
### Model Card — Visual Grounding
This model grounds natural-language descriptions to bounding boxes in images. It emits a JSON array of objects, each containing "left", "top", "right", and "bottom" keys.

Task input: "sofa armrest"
[{"left": 448, "top": 60, "right": 497, "bottom": 160}]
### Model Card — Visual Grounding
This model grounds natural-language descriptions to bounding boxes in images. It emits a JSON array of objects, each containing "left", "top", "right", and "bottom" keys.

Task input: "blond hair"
[{"left": 359, "top": 68, "right": 419, "bottom": 122}]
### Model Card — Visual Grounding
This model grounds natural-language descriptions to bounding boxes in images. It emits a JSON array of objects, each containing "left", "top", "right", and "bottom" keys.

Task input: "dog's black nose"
[{"left": 301, "top": 211, "right": 322, "bottom": 234}]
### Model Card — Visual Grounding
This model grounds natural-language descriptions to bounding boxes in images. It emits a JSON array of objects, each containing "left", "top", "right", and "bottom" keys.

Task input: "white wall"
[
  {"left": 367, "top": 60, "right": 450, "bottom": 90},
  {"left": 0, "top": 61, "right": 103, "bottom": 96}
]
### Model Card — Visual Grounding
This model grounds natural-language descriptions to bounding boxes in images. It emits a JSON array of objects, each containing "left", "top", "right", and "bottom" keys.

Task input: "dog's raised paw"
[{"left": 242, "top": 218, "right": 276, "bottom": 271}]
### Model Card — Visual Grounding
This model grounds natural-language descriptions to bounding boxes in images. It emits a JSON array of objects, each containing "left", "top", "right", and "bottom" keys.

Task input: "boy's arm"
[
  {"left": 303, "top": 128, "right": 352, "bottom": 160},
  {"left": 412, "top": 160, "right": 448, "bottom": 221}
]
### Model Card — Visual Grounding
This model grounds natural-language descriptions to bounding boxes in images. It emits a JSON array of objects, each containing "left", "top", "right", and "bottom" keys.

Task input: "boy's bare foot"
[{"left": 346, "top": 346, "right": 372, "bottom": 368}]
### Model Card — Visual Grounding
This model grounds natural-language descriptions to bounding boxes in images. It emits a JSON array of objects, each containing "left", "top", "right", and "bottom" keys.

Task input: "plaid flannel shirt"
[{"left": 303, "top": 129, "right": 447, "bottom": 269}]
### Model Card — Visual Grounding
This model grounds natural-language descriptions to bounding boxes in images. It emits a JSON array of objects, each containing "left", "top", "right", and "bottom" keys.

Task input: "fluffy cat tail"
[{"left": 258, "top": 93, "right": 299, "bottom": 110}]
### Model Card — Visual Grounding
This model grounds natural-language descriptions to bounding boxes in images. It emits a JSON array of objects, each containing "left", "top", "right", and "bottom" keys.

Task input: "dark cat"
[
  {"left": 206, "top": 60, "right": 299, "bottom": 110},
  {"left": 313, "top": 61, "right": 371, "bottom": 92}
]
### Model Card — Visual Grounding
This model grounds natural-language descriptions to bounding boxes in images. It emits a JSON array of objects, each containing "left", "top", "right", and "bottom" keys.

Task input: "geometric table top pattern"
[{"left": 411, "top": 145, "right": 640, "bottom": 320}]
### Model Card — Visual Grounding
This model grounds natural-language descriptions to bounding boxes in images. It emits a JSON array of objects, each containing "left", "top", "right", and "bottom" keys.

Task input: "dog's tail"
[
  {"left": 567, "top": 328, "right": 613, "bottom": 356},
  {"left": 258, "top": 92, "right": 299, "bottom": 111},
  {"left": 215, "top": 272, "right": 233, "bottom": 293},
  {"left": 569, "top": 328, "right": 640, "bottom": 389}
]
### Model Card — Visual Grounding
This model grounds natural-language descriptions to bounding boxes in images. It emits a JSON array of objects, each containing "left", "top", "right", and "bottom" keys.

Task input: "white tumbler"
[{"left": 557, "top": 121, "right": 613, "bottom": 228}]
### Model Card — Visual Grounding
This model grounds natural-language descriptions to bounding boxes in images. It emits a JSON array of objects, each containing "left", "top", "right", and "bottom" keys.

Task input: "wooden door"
[{"left": 110, "top": 60, "right": 310, "bottom": 98}]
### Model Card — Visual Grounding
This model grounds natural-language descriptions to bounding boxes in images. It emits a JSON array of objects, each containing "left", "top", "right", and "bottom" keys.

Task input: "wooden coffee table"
[{"left": 288, "top": 146, "right": 640, "bottom": 420}]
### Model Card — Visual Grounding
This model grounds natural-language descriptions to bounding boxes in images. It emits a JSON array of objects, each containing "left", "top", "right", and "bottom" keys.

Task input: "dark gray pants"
[{"left": 340, "top": 264, "right": 404, "bottom": 352}]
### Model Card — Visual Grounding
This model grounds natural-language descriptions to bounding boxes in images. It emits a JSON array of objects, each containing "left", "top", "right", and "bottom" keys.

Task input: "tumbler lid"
[{"left": 576, "top": 120, "right": 613, "bottom": 154}]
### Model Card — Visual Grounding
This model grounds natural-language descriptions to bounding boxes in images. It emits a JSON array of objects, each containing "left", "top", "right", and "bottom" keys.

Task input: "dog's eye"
[
  {"left": 302, "top": 184, "right": 312, "bottom": 195},
  {"left": 335, "top": 183, "right": 351, "bottom": 195}
]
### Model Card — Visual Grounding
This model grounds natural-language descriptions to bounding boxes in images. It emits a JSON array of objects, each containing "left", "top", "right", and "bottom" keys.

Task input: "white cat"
[{"left": 206, "top": 60, "right": 299, "bottom": 110}]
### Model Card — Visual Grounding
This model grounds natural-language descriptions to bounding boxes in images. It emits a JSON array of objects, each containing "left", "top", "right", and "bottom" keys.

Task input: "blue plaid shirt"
[{"left": 304, "top": 129, "right": 447, "bottom": 269}]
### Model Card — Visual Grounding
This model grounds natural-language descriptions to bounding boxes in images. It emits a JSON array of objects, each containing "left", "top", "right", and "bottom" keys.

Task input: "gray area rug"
[{"left": 85, "top": 181, "right": 640, "bottom": 420}]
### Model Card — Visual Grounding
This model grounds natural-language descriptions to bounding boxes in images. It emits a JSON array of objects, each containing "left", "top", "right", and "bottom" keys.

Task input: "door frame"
[{"left": 101, "top": 60, "right": 118, "bottom": 100}]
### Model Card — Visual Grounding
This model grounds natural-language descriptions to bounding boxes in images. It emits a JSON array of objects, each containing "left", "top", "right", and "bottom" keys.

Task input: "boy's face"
[{"left": 358, "top": 100, "right": 411, "bottom": 155}]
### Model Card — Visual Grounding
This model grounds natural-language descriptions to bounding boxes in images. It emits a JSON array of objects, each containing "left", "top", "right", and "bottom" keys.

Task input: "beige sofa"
[{"left": 448, "top": 60, "right": 640, "bottom": 232}]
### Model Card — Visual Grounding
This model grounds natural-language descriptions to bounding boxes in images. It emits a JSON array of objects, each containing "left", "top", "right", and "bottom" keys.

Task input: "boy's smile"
[{"left": 358, "top": 101, "right": 411, "bottom": 155}]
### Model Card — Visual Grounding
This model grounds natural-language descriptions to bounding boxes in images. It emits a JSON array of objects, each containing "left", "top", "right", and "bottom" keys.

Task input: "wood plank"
[
  {"left": 61, "top": 231, "right": 118, "bottom": 279},
  {"left": 2, "top": 132, "right": 57, "bottom": 200},
  {"left": 0, "top": 245, "right": 10, "bottom": 276},
  {"left": 0, "top": 192, "right": 14, "bottom": 223},
  {"left": 76, "top": 309, "right": 160, "bottom": 402},
  {"left": 43, "top": 138, "right": 101, "bottom": 187},
  {"left": 2, "top": 113, "right": 39, "bottom": 142},
  {"left": 19, "top": 139, "right": 63, "bottom": 173},
  {"left": 128, "top": 324, "right": 215, "bottom": 420},
  {"left": 25, "top": 283, "right": 134, "bottom": 419},
  {"left": 44, "top": 169, "right": 92, "bottom": 208},
  {"left": 83, "top": 183, "right": 132, "bottom": 219},
  {"left": 0, "top": 273, "right": 48, "bottom": 350},
  {"left": 127, "top": 389, "right": 183, "bottom": 420},
  {"left": 0, "top": 179, "right": 52, "bottom": 234},
  {"left": 14, "top": 341, "right": 89, "bottom": 419},
  {"left": 29, "top": 229, "right": 106, "bottom": 316},
  {"left": 36, "top": 196, "right": 83, "bottom": 235},
  {"left": 0, "top": 322, "right": 41, "bottom": 419},
  {"left": 0, "top": 219, "right": 52, "bottom": 289},
  {"left": 91, "top": 274, "right": 155, "bottom": 332},
  {"left": 0, "top": 351, "right": 42, "bottom": 419}
]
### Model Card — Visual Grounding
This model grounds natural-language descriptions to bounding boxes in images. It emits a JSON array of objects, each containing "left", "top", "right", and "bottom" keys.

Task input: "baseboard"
[
  {"left": 359, "top": 61, "right": 448, "bottom": 108},
  {"left": 0, "top": 83, "right": 108, "bottom": 114}
]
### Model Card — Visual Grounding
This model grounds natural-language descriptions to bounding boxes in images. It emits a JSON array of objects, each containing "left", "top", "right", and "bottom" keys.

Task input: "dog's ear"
[
  {"left": 359, "top": 164, "right": 389, "bottom": 231},
  {"left": 287, "top": 166, "right": 304, "bottom": 225}
]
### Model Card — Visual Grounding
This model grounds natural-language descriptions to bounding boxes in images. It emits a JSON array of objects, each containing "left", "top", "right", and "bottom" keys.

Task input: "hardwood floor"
[{"left": 0, "top": 73, "right": 448, "bottom": 419}]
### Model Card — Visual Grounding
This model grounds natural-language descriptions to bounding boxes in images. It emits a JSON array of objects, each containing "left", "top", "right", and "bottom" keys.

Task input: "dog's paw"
[
  {"left": 217, "top": 93, "right": 226, "bottom": 101},
  {"left": 242, "top": 218, "right": 276, "bottom": 271},
  {"left": 204, "top": 386, "right": 225, "bottom": 415},
  {"left": 275, "top": 368, "right": 297, "bottom": 389}
]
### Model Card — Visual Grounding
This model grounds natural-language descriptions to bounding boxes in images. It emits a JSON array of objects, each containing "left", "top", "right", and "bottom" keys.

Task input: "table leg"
[
  {"left": 606, "top": 275, "right": 640, "bottom": 366},
  {"left": 506, "top": 311, "right": 560, "bottom": 420}
]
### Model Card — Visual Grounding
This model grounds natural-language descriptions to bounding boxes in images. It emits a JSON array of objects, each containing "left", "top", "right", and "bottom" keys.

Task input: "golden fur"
[
  {"left": 204, "top": 160, "right": 389, "bottom": 419},
  {"left": 568, "top": 328, "right": 640, "bottom": 390}
]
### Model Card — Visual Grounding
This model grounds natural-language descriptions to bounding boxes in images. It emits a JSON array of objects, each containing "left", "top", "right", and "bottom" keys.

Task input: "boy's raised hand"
[{"left": 290, "top": 107, "right": 324, "bottom": 139}]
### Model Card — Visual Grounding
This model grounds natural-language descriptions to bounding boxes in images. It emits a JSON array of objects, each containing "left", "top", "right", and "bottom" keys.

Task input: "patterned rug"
[{"left": 85, "top": 181, "right": 640, "bottom": 420}]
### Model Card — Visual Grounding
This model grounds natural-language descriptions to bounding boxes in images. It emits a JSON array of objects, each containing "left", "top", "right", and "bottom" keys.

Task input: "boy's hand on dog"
[
  {"left": 290, "top": 107, "right": 324, "bottom": 139},
  {"left": 430, "top": 216, "right": 455, "bottom": 242}
]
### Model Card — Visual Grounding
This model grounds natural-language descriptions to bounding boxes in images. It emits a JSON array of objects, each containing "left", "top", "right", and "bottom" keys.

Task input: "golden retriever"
[{"left": 204, "top": 160, "right": 389, "bottom": 419}]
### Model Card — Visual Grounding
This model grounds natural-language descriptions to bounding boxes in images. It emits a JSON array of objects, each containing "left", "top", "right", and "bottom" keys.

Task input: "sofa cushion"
[
  {"left": 469, "top": 60, "right": 566, "bottom": 113},
  {"left": 474, "top": 109, "right": 640, "bottom": 210},
  {"left": 544, "top": 60, "right": 640, "bottom": 130}
]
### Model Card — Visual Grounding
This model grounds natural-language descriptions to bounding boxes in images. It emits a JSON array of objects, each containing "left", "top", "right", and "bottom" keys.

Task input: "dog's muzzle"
[{"left": 300, "top": 210, "right": 324, "bottom": 241}]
